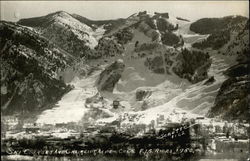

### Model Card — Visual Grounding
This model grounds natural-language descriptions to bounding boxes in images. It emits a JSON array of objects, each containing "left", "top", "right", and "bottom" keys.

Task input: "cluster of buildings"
[
  {"left": 1, "top": 112, "right": 249, "bottom": 156},
  {"left": 1, "top": 115, "right": 84, "bottom": 140}
]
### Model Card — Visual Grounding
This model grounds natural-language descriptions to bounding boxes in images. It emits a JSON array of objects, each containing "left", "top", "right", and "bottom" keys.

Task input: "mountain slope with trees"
[{"left": 0, "top": 21, "right": 72, "bottom": 115}]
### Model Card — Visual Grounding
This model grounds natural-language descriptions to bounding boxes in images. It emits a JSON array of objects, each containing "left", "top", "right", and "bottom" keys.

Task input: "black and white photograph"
[{"left": 0, "top": 1, "right": 249, "bottom": 161}]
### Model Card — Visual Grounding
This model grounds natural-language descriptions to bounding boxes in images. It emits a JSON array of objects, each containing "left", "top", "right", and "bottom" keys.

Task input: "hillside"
[
  {"left": 18, "top": 11, "right": 99, "bottom": 58},
  {"left": 0, "top": 21, "right": 72, "bottom": 115},
  {"left": 190, "top": 15, "right": 248, "bottom": 50},
  {"left": 208, "top": 48, "right": 250, "bottom": 121},
  {"left": 93, "top": 11, "right": 186, "bottom": 59},
  {"left": 207, "top": 21, "right": 250, "bottom": 120}
]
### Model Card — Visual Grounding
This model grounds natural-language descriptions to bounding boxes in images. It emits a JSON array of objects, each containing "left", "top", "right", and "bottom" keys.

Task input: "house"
[
  {"left": 113, "top": 100, "right": 120, "bottom": 109},
  {"left": 25, "top": 127, "right": 40, "bottom": 134},
  {"left": 196, "top": 117, "right": 205, "bottom": 120},
  {"left": 2, "top": 116, "right": 19, "bottom": 130},
  {"left": 55, "top": 123, "right": 67, "bottom": 128}
]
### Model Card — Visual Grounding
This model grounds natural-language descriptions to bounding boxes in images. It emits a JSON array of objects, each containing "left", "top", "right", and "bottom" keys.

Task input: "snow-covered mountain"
[
  {"left": 18, "top": 11, "right": 100, "bottom": 57},
  {"left": 1, "top": 11, "right": 249, "bottom": 124}
]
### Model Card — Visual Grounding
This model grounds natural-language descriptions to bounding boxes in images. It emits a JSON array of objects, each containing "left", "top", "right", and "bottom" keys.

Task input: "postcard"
[{"left": 1, "top": 1, "right": 249, "bottom": 161}]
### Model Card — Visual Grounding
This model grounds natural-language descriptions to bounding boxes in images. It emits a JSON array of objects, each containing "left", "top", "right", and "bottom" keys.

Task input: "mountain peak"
[
  {"left": 45, "top": 10, "right": 74, "bottom": 21},
  {"left": 48, "top": 11, "right": 70, "bottom": 16},
  {"left": 18, "top": 10, "right": 73, "bottom": 28},
  {"left": 128, "top": 11, "right": 170, "bottom": 19}
]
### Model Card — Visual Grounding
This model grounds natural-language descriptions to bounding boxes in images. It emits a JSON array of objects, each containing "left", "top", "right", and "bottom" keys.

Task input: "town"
[{"left": 1, "top": 113, "right": 249, "bottom": 160}]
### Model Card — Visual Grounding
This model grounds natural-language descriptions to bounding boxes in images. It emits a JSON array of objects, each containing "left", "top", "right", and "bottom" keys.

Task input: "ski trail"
[
  {"left": 136, "top": 54, "right": 234, "bottom": 124},
  {"left": 36, "top": 71, "right": 100, "bottom": 125}
]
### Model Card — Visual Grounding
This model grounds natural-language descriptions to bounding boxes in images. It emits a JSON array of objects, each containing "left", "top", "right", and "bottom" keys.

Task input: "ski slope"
[{"left": 36, "top": 71, "right": 100, "bottom": 125}]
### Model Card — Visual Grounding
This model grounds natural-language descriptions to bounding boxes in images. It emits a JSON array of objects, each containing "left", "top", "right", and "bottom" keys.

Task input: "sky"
[{"left": 0, "top": 1, "right": 249, "bottom": 22}]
